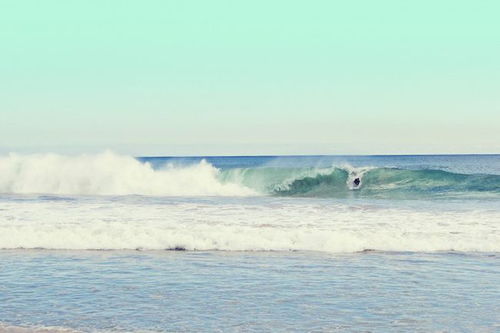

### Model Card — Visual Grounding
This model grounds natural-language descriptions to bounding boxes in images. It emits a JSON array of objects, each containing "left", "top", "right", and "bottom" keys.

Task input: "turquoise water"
[{"left": 0, "top": 154, "right": 499, "bottom": 332}]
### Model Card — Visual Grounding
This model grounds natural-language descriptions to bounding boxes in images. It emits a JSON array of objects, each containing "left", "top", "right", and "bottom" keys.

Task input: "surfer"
[{"left": 353, "top": 178, "right": 361, "bottom": 187}]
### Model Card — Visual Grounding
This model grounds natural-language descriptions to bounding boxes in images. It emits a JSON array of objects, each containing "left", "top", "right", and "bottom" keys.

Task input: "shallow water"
[{"left": 1, "top": 250, "right": 499, "bottom": 332}]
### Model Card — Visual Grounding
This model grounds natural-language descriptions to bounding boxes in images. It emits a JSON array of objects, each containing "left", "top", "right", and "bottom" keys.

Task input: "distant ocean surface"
[{"left": 0, "top": 153, "right": 499, "bottom": 332}]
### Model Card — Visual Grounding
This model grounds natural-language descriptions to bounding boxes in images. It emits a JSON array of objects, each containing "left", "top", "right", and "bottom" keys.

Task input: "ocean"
[{"left": 0, "top": 153, "right": 499, "bottom": 332}]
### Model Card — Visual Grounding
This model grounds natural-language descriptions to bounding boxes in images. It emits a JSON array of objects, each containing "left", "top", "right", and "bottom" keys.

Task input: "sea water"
[{"left": 0, "top": 153, "right": 499, "bottom": 332}]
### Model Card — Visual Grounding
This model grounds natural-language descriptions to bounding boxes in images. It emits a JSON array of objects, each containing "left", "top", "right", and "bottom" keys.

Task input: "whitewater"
[
  {"left": 2, "top": 151, "right": 500, "bottom": 198},
  {"left": 1, "top": 152, "right": 499, "bottom": 332},
  {"left": 0, "top": 152, "right": 499, "bottom": 252},
  {"left": 0, "top": 152, "right": 253, "bottom": 196}
]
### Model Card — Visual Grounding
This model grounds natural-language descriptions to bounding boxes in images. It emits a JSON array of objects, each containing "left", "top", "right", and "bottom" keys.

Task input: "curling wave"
[
  {"left": 1, "top": 152, "right": 499, "bottom": 199},
  {"left": 222, "top": 166, "right": 500, "bottom": 199},
  {"left": 274, "top": 167, "right": 500, "bottom": 198}
]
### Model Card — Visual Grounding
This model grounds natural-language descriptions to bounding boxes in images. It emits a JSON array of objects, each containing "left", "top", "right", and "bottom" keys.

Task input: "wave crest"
[
  {"left": 222, "top": 165, "right": 500, "bottom": 198},
  {"left": 1, "top": 153, "right": 499, "bottom": 198},
  {"left": 0, "top": 152, "right": 254, "bottom": 196},
  {"left": 274, "top": 167, "right": 500, "bottom": 198}
]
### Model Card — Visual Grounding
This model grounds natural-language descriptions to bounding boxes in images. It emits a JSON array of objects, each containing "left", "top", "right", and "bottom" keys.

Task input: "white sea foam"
[
  {"left": 0, "top": 197, "right": 498, "bottom": 252},
  {"left": 0, "top": 152, "right": 254, "bottom": 196},
  {"left": 1, "top": 153, "right": 499, "bottom": 253},
  {"left": 0, "top": 323, "right": 81, "bottom": 333}
]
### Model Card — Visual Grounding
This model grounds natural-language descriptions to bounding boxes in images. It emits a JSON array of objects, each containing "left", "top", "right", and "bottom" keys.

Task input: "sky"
[{"left": 0, "top": 0, "right": 499, "bottom": 155}]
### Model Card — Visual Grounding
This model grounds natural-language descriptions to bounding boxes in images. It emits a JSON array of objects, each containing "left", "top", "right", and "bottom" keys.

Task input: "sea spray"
[
  {"left": 0, "top": 152, "right": 254, "bottom": 196},
  {"left": 1, "top": 152, "right": 499, "bottom": 199}
]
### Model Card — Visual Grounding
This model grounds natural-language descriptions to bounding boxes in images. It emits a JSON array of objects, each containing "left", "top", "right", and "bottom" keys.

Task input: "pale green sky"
[{"left": 0, "top": 0, "right": 499, "bottom": 155}]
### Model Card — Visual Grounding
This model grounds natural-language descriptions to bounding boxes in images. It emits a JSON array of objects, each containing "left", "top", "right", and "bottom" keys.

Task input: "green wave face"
[
  {"left": 220, "top": 167, "right": 500, "bottom": 199},
  {"left": 359, "top": 168, "right": 500, "bottom": 199}
]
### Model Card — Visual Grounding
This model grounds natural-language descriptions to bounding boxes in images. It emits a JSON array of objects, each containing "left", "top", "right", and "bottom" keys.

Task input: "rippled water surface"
[{"left": 1, "top": 250, "right": 499, "bottom": 332}]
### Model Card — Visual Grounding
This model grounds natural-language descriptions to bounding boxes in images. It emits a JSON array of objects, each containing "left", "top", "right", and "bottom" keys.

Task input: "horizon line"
[{"left": 137, "top": 153, "right": 500, "bottom": 158}]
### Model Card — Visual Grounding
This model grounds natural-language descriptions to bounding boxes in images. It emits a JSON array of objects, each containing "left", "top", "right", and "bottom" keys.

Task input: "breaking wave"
[
  {"left": 0, "top": 152, "right": 254, "bottom": 196},
  {"left": 222, "top": 165, "right": 500, "bottom": 199},
  {"left": 276, "top": 167, "right": 500, "bottom": 198},
  {"left": 1, "top": 152, "right": 499, "bottom": 198}
]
